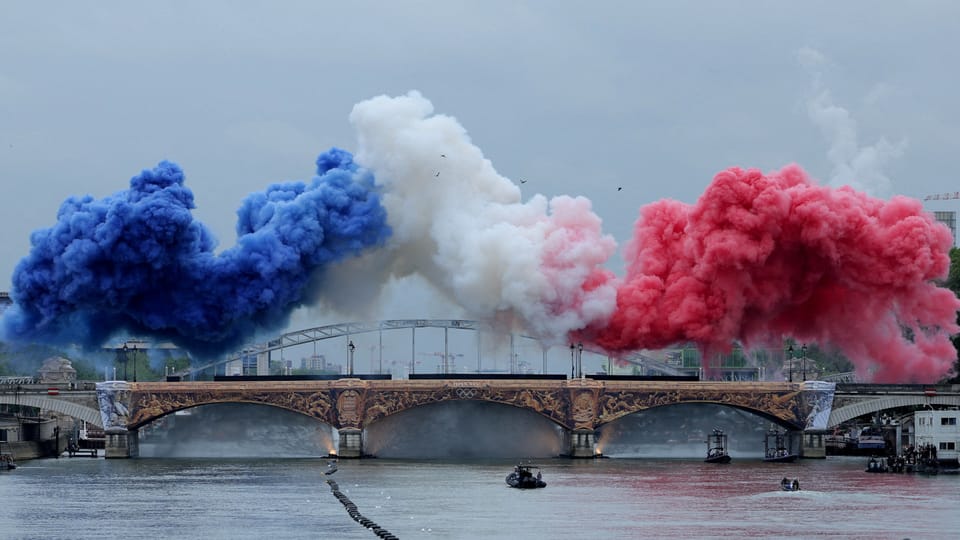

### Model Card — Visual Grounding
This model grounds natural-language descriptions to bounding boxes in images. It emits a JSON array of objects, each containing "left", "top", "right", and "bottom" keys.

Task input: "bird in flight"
[
  {"left": 520, "top": 179, "right": 527, "bottom": 184},
  {"left": 435, "top": 171, "right": 440, "bottom": 177},
  {"left": 441, "top": 154, "right": 446, "bottom": 158},
  {"left": 617, "top": 187, "right": 622, "bottom": 191}
]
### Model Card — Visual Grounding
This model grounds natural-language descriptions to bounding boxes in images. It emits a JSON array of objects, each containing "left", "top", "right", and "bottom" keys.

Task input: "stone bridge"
[{"left": 95, "top": 378, "right": 835, "bottom": 458}]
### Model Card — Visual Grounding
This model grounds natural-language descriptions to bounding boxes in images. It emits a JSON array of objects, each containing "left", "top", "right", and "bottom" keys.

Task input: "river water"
[{"left": 2, "top": 455, "right": 958, "bottom": 540}]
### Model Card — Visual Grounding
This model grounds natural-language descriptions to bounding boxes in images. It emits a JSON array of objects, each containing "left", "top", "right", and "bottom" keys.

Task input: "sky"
[{"left": 2, "top": 1, "right": 959, "bottom": 378}]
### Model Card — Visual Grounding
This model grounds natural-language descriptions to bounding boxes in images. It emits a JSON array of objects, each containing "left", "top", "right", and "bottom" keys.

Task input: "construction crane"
[{"left": 923, "top": 192, "right": 960, "bottom": 201}]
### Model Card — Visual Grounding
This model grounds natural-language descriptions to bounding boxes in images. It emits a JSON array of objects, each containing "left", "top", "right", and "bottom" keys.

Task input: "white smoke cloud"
[
  {"left": 798, "top": 47, "right": 906, "bottom": 197},
  {"left": 323, "top": 91, "right": 619, "bottom": 344}
]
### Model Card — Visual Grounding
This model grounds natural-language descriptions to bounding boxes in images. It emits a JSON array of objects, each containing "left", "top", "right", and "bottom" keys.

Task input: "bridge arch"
[
  {"left": 364, "top": 393, "right": 569, "bottom": 430},
  {"left": 128, "top": 395, "right": 337, "bottom": 430},
  {"left": 827, "top": 395, "right": 960, "bottom": 427},
  {"left": 0, "top": 394, "right": 102, "bottom": 427},
  {"left": 595, "top": 400, "right": 804, "bottom": 431}
]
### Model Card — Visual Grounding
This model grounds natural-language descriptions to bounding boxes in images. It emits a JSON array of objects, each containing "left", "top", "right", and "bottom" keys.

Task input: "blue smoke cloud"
[{"left": 2, "top": 148, "right": 390, "bottom": 357}]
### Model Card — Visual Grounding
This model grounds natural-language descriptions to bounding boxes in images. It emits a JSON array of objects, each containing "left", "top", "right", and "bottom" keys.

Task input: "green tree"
[{"left": 945, "top": 248, "right": 960, "bottom": 383}]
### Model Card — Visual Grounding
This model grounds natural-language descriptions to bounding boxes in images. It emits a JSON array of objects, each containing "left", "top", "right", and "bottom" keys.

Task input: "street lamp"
[
  {"left": 786, "top": 344, "right": 794, "bottom": 382},
  {"left": 570, "top": 343, "right": 575, "bottom": 379},
  {"left": 131, "top": 343, "right": 137, "bottom": 382},
  {"left": 119, "top": 344, "right": 129, "bottom": 381},
  {"left": 348, "top": 340, "right": 355, "bottom": 376},
  {"left": 577, "top": 342, "right": 584, "bottom": 378},
  {"left": 800, "top": 344, "right": 807, "bottom": 381}
]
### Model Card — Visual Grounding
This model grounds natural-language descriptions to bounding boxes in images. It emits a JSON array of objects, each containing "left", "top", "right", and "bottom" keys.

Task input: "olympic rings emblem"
[{"left": 455, "top": 387, "right": 478, "bottom": 399}]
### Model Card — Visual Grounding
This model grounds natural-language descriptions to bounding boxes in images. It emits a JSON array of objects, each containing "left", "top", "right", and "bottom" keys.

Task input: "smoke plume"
[
  {"left": 588, "top": 164, "right": 959, "bottom": 382},
  {"left": 2, "top": 148, "right": 390, "bottom": 356}
]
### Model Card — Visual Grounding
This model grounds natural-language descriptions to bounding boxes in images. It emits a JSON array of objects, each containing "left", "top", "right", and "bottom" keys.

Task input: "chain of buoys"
[{"left": 326, "top": 478, "right": 399, "bottom": 539}]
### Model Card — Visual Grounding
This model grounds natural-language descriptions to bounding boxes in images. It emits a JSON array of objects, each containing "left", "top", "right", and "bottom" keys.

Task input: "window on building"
[
  {"left": 0, "top": 429, "right": 6, "bottom": 442},
  {"left": 941, "top": 417, "right": 957, "bottom": 426},
  {"left": 939, "top": 442, "right": 956, "bottom": 451}
]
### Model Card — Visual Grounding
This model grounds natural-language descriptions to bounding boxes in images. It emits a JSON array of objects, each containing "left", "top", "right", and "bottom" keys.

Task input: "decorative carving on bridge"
[
  {"left": 102, "top": 380, "right": 816, "bottom": 433},
  {"left": 362, "top": 383, "right": 571, "bottom": 428},
  {"left": 125, "top": 386, "right": 336, "bottom": 429},
  {"left": 596, "top": 384, "right": 807, "bottom": 428},
  {"left": 335, "top": 389, "right": 364, "bottom": 428}
]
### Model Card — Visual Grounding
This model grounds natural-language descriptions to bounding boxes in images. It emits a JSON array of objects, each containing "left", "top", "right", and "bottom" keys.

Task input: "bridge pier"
[
  {"left": 337, "top": 428, "right": 363, "bottom": 458},
  {"left": 104, "top": 429, "right": 139, "bottom": 459},
  {"left": 567, "top": 428, "right": 598, "bottom": 458},
  {"left": 801, "top": 430, "right": 826, "bottom": 459}
]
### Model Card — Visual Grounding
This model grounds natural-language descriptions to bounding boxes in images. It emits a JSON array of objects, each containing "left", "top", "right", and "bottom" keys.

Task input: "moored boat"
[
  {"left": 763, "top": 429, "right": 799, "bottom": 463},
  {"left": 705, "top": 428, "right": 731, "bottom": 464}
]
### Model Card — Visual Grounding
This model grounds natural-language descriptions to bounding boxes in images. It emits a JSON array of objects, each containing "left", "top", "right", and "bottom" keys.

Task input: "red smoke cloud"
[{"left": 588, "top": 164, "right": 959, "bottom": 383}]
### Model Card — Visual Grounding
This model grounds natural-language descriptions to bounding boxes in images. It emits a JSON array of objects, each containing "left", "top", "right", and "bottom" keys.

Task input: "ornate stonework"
[{"left": 108, "top": 379, "right": 814, "bottom": 432}]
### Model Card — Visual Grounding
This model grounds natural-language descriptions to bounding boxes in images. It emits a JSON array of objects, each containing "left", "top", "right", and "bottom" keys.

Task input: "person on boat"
[{"left": 792, "top": 479, "right": 800, "bottom": 490}]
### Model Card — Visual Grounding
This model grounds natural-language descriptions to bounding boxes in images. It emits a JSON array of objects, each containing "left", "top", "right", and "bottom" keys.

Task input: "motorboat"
[
  {"left": 865, "top": 456, "right": 888, "bottom": 473},
  {"left": 780, "top": 477, "right": 800, "bottom": 491},
  {"left": 506, "top": 464, "right": 546, "bottom": 489},
  {"left": 763, "top": 429, "right": 799, "bottom": 463},
  {"left": 1, "top": 453, "right": 15, "bottom": 470},
  {"left": 704, "top": 428, "right": 731, "bottom": 464}
]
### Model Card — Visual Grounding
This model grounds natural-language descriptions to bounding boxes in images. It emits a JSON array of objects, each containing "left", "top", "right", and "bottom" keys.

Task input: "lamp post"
[
  {"left": 577, "top": 342, "right": 584, "bottom": 378},
  {"left": 131, "top": 343, "right": 137, "bottom": 382},
  {"left": 348, "top": 341, "right": 355, "bottom": 376},
  {"left": 121, "top": 344, "right": 129, "bottom": 380},
  {"left": 800, "top": 344, "right": 807, "bottom": 381},
  {"left": 786, "top": 344, "right": 794, "bottom": 382},
  {"left": 570, "top": 343, "right": 575, "bottom": 379}
]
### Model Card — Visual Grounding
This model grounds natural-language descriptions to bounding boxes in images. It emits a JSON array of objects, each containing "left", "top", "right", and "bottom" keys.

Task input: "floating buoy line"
[{"left": 326, "top": 478, "right": 399, "bottom": 539}]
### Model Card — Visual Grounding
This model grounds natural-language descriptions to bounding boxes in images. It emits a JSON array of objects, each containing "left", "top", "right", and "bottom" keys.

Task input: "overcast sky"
[{"left": 2, "top": 1, "right": 959, "bottom": 361}]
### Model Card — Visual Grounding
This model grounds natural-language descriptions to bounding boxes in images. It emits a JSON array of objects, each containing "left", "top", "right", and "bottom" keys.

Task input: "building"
[
  {"left": 0, "top": 291, "right": 11, "bottom": 314},
  {"left": 914, "top": 409, "right": 960, "bottom": 467},
  {"left": 933, "top": 211, "right": 957, "bottom": 246}
]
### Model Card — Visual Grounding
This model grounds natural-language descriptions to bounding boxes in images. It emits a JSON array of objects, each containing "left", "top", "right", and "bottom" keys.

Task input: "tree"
[{"left": 945, "top": 248, "right": 960, "bottom": 383}]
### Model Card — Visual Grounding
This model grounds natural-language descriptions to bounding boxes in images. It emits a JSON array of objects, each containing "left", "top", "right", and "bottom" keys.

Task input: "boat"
[
  {"left": 865, "top": 456, "right": 888, "bottom": 473},
  {"left": 704, "top": 428, "right": 732, "bottom": 464},
  {"left": 857, "top": 426, "right": 887, "bottom": 451},
  {"left": 780, "top": 477, "right": 800, "bottom": 491},
  {"left": 506, "top": 464, "right": 546, "bottom": 489},
  {"left": 1, "top": 453, "right": 15, "bottom": 470},
  {"left": 763, "top": 429, "right": 799, "bottom": 463}
]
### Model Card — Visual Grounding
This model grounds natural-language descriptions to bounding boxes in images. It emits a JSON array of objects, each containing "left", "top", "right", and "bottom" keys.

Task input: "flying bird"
[
  {"left": 520, "top": 179, "right": 527, "bottom": 184},
  {"left": 435, "top": 171, "right": 440, "bottom": 177},
  {"left": 617, "top": 187, "right": 622, "bottom": 191},
  {"left": 440, "top": 154, "right": 446, "bottom": 158}
]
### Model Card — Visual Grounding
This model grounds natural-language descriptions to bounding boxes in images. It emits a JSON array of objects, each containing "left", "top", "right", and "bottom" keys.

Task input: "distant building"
[
  {"left": 38, "top": 357, "right": 77, "bottom": 384},
  {"left": 933, "top": 211, "right": 957, "bottom": 246},
  {"left": 0, "top": 291, "right": 11, "bottom": 314}
]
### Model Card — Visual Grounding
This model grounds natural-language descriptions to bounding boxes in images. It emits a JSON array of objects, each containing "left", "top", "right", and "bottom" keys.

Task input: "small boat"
[
  {"left": 506, "top": 464, "right": 546, "bottom": 489},
  {"left": 763, "top": 429, "right": 799, "bottom": 463},
  {"left": 865, "top": 456, "right": 888, "bottom": 473},
  {"left": 1, "top": 453, "right": 16, "bottom": 470},
  {"left": 780, "top": 477, "right": 800, "bottom": 491},
  {"left": 705, "top": 428, "right": 732, "bottom": 464}
]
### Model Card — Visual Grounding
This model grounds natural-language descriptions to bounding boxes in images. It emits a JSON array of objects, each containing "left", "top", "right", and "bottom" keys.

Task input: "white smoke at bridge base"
[
  {"left": 363, "top": 400, "right": 564, "bottom": 459},
  {"left": 138, "top": 403, "right": 335, "bottom": 458}
]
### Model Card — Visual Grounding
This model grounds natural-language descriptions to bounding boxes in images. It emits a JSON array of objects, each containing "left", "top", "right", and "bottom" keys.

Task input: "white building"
[{"left": 914, "top": 409, "right": 960, "bottom": 466}]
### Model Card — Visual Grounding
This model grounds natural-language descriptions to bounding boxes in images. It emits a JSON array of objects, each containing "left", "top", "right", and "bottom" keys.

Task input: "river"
[{"left": 2, "top": 455, "right": 958, "bottom": 539}]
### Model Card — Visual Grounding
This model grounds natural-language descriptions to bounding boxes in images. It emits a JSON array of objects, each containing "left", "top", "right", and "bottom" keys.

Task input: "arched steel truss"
[{"left": 189, "top": 319, "right": 684, "bottom": 377}]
